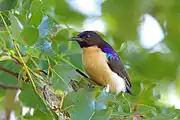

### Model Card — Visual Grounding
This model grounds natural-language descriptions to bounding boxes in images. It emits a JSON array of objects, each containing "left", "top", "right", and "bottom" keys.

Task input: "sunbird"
[{"left": 69, "top": 31, "right": 132, "bottom": 95}]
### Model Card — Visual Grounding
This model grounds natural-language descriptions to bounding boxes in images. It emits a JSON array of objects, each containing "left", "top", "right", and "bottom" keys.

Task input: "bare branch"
[
  {"left": 0, "top": 66, "right": 18, "bottom": 78},
  {"left": 0, "top": 82, "right": 20, "bottom": 90}
]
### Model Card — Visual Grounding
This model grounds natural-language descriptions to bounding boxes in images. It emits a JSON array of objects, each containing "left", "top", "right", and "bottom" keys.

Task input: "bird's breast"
[
  {"left": 82, "top": 46, "right": 111, "bottom": 85},
  {"left": 82, "top": 46, "right": 126, "bottom": 93}
]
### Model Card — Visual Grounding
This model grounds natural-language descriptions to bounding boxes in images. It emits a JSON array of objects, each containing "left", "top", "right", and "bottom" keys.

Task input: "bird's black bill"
[{"left": 68, "top": 36, "right": 82, "bottom": 41}]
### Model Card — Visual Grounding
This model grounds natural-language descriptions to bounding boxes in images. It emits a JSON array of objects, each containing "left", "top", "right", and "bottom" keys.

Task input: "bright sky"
[
  {"left": 68, "top": 0, "right": 103, "bottom": 16},
  {"left": 138, "top": 14, "right": 164, "bottom": 49}
]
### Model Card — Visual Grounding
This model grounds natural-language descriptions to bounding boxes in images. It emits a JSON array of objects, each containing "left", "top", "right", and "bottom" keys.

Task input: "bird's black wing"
[{"left": 107, "top": 54, "right": 132, "bottom": 95}]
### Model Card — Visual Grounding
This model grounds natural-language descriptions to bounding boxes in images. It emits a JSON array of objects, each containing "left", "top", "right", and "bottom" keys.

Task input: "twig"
[
  {"left": 11, "top": 55, "right": 23, "bottom": 66},
  {"left": 0, "top": 66, "right": 28, "bottom": 81},
  {"left": 0, "top": 66, "right": 18, "bottom": 78},
  {"left": 75, "top": 69, "right": 89, "bottom": 79},
  {"left": 0, "top": 82, "right": 20, "bottom": 90}
]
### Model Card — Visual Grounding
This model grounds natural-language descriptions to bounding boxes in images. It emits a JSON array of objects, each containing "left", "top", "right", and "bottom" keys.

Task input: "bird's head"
[{"left": 69, "top": 31, "right": 104, "bottom": 48}]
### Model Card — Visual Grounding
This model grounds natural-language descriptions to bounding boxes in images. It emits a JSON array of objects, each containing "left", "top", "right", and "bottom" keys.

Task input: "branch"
[
  {"left": 0, "top": 82, "right": 20, "bottom": 90},
  {"left": 75, "top": 69, "right": 89, "bottom": 79},
  {"left": 0, "top": 66, "right": 18, "bottom": 78}
]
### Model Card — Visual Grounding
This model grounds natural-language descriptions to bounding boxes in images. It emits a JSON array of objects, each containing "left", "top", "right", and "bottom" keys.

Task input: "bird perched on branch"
[{"left": 69, "top": 31, "right": 132, "bottom": 95}]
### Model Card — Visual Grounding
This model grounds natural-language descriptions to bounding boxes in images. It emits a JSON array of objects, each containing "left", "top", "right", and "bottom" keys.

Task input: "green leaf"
[
  {"left": 148, "top": 114, "right": 179, "bottom": 120},
  {"left": 29, "top": 0, "right": 43, "bottom": 26},
  {"left": 53, "top": 28, "right": 69, "bottom": 42},
  {"left": 90, "top": 108, "right": 112, "bottom": 120},
  {"left": 13, "top": 101, "right": 21, "bottom": 117},
  {"left": 10, "top": 13, "right": 22, "bottom": 39},
  {"left": 43, "top": 0, "right": 85, "bottom": 26},
  {"left": 0, "top": 53, "right": 11, "bottom": 61},
  {"left": 176, "top": 72, "right": 180, "bottom": 95},
  {"left": 34, "top": 39, "right": 52, "bottom": 53},
  {"left": 0, "top": 0, "right": 18, "bottom": 10},
  {"left": 95, "top": 90, "right": 114, "bottom": 110},
  {"left": 132, "top": 104, "right": 156, "bottom": 117},
  {"left": 24, "top": 108, "right": 53, "bottom": 120},
  {"left": 52, "top": 41, "right": 68, "bottom": 54},
  {"left": 65, "top": 89, "right": 96, "bottom": 120},
  {"left": 0, "top": 12, "right": 11, "bottom": 27},
  {"left": 25, "top": 47, "right": 41, "bottom": 58},
  {"left": 64, "top": 52, "right": 83, "bottom": 70},
  {"left": 4, "top": 89, "right": 17, "bottom": 116},
  {"left": 102, "top": 0, "right": 141, "bottom": 40},
  {"left": 38, "top": 16, "right": 54, "bottom": 37},
  {"left": 52, "top": 63, "right": 79, "bottom": 91},
  {"left": 41, "top": 0, "right": 55, "bottom": 10},
  {"left": 19, "top": 82, "right": 44, "bottom": 108},
  {"left": 52, "top": 28, "right": 80, "bottom": 54},
  {"left": 51, "top": 29, "right": 69, "bottom": 53},
  {"left": 116, "top": 95, "right": 131, "bottom": 113},
  {"left": 127, "top": 50, "right": 178, "bottom": 80},
  {"left": 55, "top": 0, "right": 85, "bottom": 25},
  {"left": 166, "top": 15, "right": 180, "bottom": 54},
  {"left": 0, "top": 60, "right": 19, "bottom": 85},
  {"left": 21, "top": 26, "right": 39, "bottom": 46},
  {"left": 22, "top": 0, "right": 33, "bottom": 10}
]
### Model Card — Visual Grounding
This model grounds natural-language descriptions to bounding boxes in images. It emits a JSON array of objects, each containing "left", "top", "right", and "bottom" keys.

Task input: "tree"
[{"left": 0, "top": 0, "right": 180, "bottom": 120}]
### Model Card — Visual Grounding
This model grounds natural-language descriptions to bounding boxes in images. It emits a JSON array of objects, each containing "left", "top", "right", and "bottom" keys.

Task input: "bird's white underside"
[{"left": 107, "top": 71, "right": 126, "bottom": 94}]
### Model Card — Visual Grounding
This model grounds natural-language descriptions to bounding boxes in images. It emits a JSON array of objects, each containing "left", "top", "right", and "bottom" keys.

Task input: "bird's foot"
[{"left": 88, "top": 83, "right": 95, "bottom": 88}]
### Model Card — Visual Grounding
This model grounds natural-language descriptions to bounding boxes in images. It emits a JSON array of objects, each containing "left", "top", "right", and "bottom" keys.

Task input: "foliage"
[{"left": 0, "top": 0, "right": 180, "bottom": 120}]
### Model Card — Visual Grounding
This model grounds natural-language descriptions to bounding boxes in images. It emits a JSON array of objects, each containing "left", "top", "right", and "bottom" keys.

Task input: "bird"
[{"left": 69, "top": 31, "right": 132, "bottom": 95}]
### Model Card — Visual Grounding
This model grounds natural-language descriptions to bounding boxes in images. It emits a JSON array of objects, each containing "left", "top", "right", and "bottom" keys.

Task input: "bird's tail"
[{"left": 126, "top": 85, "right": 133, "bottom": 95}]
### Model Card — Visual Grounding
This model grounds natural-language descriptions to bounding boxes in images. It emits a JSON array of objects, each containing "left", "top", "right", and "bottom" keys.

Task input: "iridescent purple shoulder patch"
[{"left": 103, "top": 47, "right": 119, "bottom": 60}]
